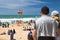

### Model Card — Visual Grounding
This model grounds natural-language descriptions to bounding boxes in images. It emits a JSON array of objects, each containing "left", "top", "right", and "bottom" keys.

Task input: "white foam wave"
[{"left": 0, "top": 18, "right": 39, "bottom": 22}]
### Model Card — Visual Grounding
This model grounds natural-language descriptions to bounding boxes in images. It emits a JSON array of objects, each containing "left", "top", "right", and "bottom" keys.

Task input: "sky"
[{"left": 0, "top": 0, "right": 60, "bottom": 15}]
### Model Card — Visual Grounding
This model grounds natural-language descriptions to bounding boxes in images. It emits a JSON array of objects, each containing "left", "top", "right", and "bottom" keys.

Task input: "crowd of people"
[
  {"left": 0, "top": 6, "right": 60, "bottom": 40},
  {"left": 0, "top": 22, "right": 9, "bottom": 28},
  {"left": 28, "top": 6, "right": 60, "bottom": 40}
]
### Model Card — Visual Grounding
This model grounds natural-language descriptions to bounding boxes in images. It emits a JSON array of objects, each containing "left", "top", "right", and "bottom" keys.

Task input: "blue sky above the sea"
[{"left": 0, "top": 0, "right": 60, "bottom": 15}]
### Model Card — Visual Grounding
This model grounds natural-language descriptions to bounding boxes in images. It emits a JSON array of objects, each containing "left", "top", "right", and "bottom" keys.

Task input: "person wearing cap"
[
  {"left": 32, "top": 6, "right": 58, "bottom": 40},
  {"left": 51, "top": 10, "right": 60, "bottom": 34},
  {"left": 51, "top": 10, "right": 60, "bottom": 22},
  {"left": 51, "top": 10, "right": 60, "bottom": 40}
]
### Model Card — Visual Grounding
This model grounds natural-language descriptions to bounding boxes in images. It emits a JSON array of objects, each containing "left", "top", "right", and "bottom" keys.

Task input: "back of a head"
[{"left": 41, "top": 6, "right": 49, "bottom": 15}]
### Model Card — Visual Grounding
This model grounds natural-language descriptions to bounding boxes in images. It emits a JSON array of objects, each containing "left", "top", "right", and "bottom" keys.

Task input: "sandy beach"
[{"left": 0, "top": 23, "right": 30, "bottom": 40}]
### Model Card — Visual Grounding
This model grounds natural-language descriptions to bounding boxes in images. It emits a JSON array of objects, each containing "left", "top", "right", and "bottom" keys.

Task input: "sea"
[
  {"left": 0, "top": 15, "right": 40, "bottom": 22},
  {"left": 0, "top": 15, "right": 40, "bottom": 18}
]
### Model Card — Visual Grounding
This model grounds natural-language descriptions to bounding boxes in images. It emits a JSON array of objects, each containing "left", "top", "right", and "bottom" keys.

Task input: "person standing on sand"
[
  {"left": 51, "top": 10, "right": 60, "bottom": 40},
  {"left": 51, "top": 10, "right": 60, "bottom": 35},
  {"left": 8, "top": 29, "right": 16, "bottom": 40},
  {"left": 32, "top": 6, "right": 58, "bottom": 40},
  {"left": 28, "top": 29, "right": 33, "bottom": 40}
]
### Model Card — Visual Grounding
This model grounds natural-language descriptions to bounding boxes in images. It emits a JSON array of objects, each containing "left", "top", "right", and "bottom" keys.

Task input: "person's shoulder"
[
  {"left": 48, "top": 16, "right": 55, "bottom": 20},
  {"left": 47, "top": 16, "right": 57, "bottom": 23},
  {"left": 36, "top": 17, "right": 42, "bottom": 22},
  {"left": 49, "top": 16, "right": 58, "bottom": 24}
]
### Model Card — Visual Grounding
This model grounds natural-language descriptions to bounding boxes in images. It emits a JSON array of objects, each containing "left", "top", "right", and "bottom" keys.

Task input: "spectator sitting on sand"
[{"left": 0, "top": 32, "right": 6, "bottom": 35}]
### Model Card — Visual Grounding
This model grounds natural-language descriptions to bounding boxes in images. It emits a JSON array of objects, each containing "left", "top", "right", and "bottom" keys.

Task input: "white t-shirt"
[{"left": 35, "top": 15, "right": 58, "bottom": 37}]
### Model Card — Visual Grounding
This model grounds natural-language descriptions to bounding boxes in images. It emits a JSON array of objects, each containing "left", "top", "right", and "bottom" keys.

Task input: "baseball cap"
[{"left": 51, "top": 10, "right": 59, "bottom": 16}]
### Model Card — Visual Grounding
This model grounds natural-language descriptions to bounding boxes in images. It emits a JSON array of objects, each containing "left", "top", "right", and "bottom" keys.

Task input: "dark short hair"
[{"left": 41, "top": 6, "right": 49, "bottom": 15}]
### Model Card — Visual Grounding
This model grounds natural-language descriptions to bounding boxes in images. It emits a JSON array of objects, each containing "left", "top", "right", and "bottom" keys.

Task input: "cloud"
[
  {"left": 0, "top": 3, "right": 20, "bottom": 9},
  {"left": 32, "top": 1, "right": 48, "bottom": 4},
  {"left": 0, "top": 0, "right": 48, "bottom": 9}
]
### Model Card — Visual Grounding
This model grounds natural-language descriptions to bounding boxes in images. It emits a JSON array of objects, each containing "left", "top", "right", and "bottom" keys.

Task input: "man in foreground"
[{"left": 32, "top": 6, "right": 58, "bottom": 40}]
